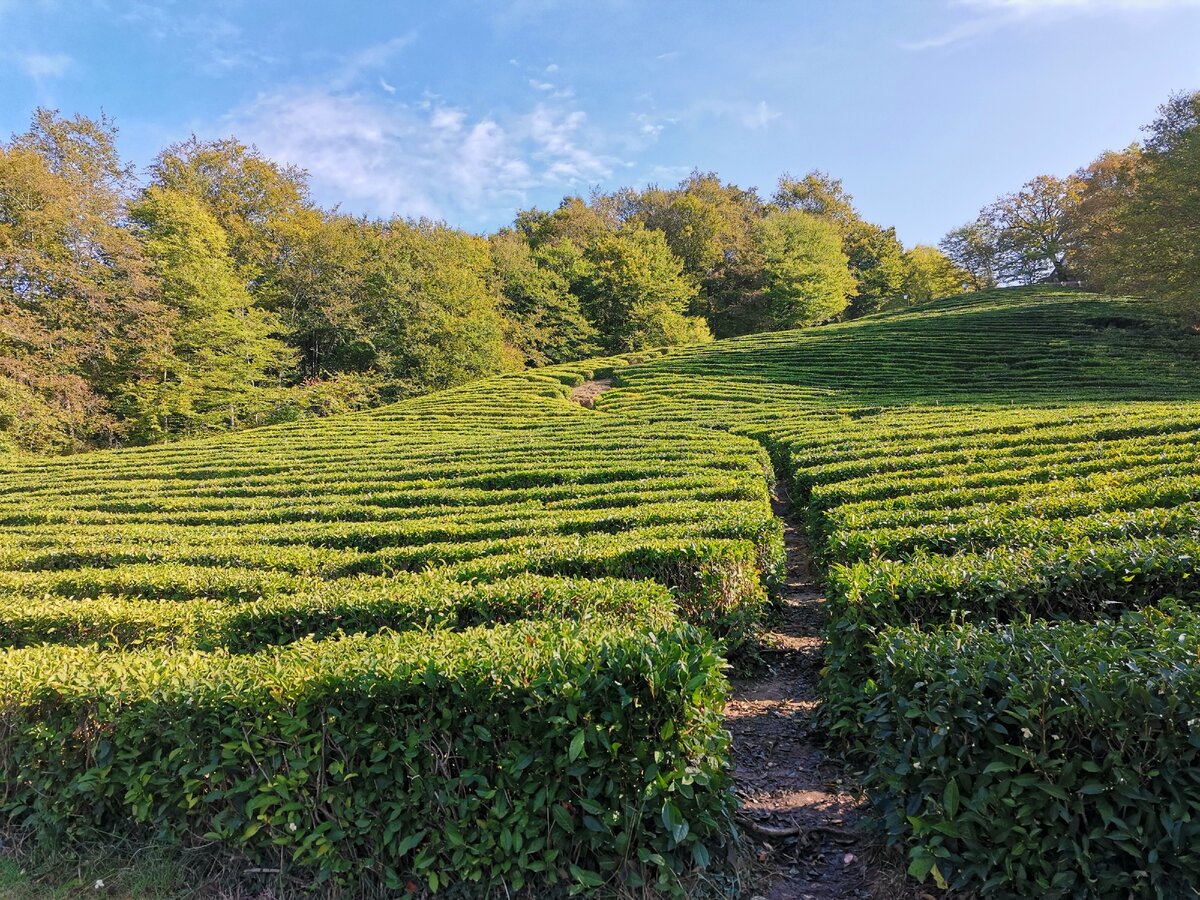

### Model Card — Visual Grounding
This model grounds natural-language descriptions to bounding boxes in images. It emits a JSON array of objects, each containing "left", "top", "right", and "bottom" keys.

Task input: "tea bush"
[
  {"left": 0, "top": 619, "right": 732, "bottom": 893},
  {"left": 600, "top": 288, "right": 1200, "bottom": 895},
  {"left": 866, "top": 607, "right": 1200, "bottom": 898}
]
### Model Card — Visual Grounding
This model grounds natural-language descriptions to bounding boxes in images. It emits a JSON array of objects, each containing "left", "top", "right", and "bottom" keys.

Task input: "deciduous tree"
[
  {"left": 1, "top": 109, "right": 166, "bottom": 451},
  {"left": 901, "top": 245, "right": 968, "bottom": 304},
  {"left": 986, "top": 174, "right": 1084, "bottom": 284},
  {"left": 939, "top": 219, "right": 1001, "bottom": 291},
  {"left": 773, "top": 171, "right": 905, "bottom": 314},
  {"left": 628, "top": 171, "right": 765, "bottom": 337},
  {"left": 754, "top": 211, "right": 857, "bottom": 327},
  {"left": 487, "top": 231, "right": 597, "bottom": 366},
  {"left": 1106, "top": 92, "right": 1200, "bottom": 318},
  {"left": 574, "top": 225, "right": 709, "bottom": 352},
  {"left": 126, "top": 187, "right": 295, "bottom": 437}
]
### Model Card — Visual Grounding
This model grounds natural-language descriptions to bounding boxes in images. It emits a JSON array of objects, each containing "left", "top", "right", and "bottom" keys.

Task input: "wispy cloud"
[
  {"left": 905, "top": 0, "right": 1200, "bottom": 49},
  {"left": 122, "top": 4, "right": 274, "bottom": 73},
  {"left": 14, "top": 51, "right": 71, "bottom": 79},
  {"left": 332, "top": 33, "right": 416, "bottom": 88},
  {"left": 226, "top": 90, "right": 617, "bottom": 222},
  {"left": 625, "top": 94, "right": 775, "bottom": 147},
  {"left": 639, "top": 163, "right": 697, "bottom": 186},
  {"left": 742, "top": 100, "right": 781, "bottom": 130},
  {"left": 960, "top": 0, "right": 1200, "bottom": 8},
  {"left": 526, "top": 105, "right": 615, "bottom": 182},
  {"left": 633, "top": 112, "right": 665, "bottom": 138}
]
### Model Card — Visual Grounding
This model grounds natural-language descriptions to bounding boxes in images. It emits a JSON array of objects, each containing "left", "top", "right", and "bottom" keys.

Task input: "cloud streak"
[
  {"left": 122, "top": 3, "right": 275, "bottom": 73},
  {"left": 960, "top": 0, "right": 1200, "bottom": 8},
  {"left": 332, "top": 33, "right": 416, "bottom": 89},
  {"left": 904, "top": 0, "right": 1200, "bottom": 49}
]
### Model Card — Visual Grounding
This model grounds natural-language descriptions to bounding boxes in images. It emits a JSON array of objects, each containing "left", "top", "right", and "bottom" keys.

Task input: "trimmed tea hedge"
[
  {"left": 865, "top": 607, "right": 1200, "bottom": 898},
  {"left": 0, "top": 619, "right": 732, "bottom": 893},
  {"left": 598, "top": 288, "right": 1200, "bottom": 895},
  {"left": 0, "top": 349, "right": 782, "bottom": 892},
  {"left": 0, "top": 574, "right": 678, "bottom": 651},
  {"left": 820, "top": 535, "right": 1200, "bottom": 734}
]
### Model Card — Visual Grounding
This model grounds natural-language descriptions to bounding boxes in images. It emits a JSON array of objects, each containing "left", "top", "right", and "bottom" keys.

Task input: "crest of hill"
[{"left": 604, "top": 287, "right": 1200, "bottom": 420}]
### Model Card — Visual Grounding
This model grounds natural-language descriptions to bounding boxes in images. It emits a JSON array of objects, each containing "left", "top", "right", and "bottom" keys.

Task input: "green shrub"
[
  {"left": 866, "top": 607, "right": 1200, "bottom": 898},
  {"left": 821, "top": 536, "right": 1200, "bottom": 739},
  {"left": 0, "top": 574, "right": 676, "bottom": 651},
  {"left": 0, "top": 619, "right": 733, "bottom": 894},
  {"left": 446, "top": 537, "right": 770, "bottom": 648}
]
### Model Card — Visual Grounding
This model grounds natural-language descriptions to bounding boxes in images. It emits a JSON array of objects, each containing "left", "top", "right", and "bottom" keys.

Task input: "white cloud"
[
  {"left": 15, "top": 51, "right": 70, "bottom": 79},
  {"left": 906, "top": 0, "right": 1200, "bottom": 48},
  {"left": 544, "top": 63, "right": 559, "bottom": 73},
  {"left": 634, "top": 112, "right": 664, "bottom": 138},
  {"left": 122, "top": 4, "right": 277, "bottom": 73},
  {"left": 430, "top": 105, "right": 466, "bottom": 132},
  {"left": 226, "top": 90, "right": 617, "bottom": 221},
  {"left": 641, "top": 164, "right": 696, "bottom": 185},
  {"left": 529, "top": 79, "right": 554, "bottom": 91},
  {"left": 526, "top": 104, "right": 615, "bottom": 182},
  {"left": 900, "top": 17, "right": 1000, "bottom": 49},
  {"left": 379, "top": 77, "right": 397, "bottom": 94},
  {"left": 742, "top": 100, "right": 781, "bottom": 130},
  {"left": 334, "top": 34, "right": 416, "bottom": 87}
]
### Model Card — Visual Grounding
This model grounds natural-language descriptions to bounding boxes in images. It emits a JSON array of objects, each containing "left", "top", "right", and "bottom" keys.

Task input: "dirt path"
[
  {"left": 569, "top": 378, "right": 612, "bottom": 408},
  {"left": 726, "top": 496, "right": 871, "bottom": 900}
]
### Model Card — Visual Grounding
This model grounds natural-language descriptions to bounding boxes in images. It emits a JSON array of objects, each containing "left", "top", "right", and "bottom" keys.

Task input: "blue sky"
[{"left": 3, "top": 0, "right": 1199, "bottom": 245}]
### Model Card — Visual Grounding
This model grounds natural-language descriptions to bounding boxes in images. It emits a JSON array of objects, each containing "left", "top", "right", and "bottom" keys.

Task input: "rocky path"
[{"left": 725, "top": 497, "right": 872, "bottom": 900}]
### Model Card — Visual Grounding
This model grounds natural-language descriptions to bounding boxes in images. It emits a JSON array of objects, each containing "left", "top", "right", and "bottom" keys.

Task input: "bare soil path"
[
  {"left": 726, "top": 496, "right": 872, "bottom": 900},
  {"left": 569, "top": 378, "right": 613, "bottom": 408}
]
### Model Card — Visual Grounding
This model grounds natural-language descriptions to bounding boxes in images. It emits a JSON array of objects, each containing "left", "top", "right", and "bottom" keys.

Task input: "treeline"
[
  {"left": 941, "top": 89, "right": 1200, "bottom": 321},
  {"left": 1, "top": 108, "right": 963, "bottom": 454}
]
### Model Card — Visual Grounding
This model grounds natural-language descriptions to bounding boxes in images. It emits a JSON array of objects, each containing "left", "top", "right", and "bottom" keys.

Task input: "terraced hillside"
[
  {"left": 2, "top": 287, "right": 1200, "bottom": 897},
  {"left": 602, "top": 288, "right": 1200, "bottom": 897},
  {"left": 0, "top": 350, "right": 782, "bottom": 895}
]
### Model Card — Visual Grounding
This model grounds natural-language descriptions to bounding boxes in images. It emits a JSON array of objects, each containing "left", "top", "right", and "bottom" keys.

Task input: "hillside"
[{"left": 2, "top": 287, "right": 1200, "bottom": 897}]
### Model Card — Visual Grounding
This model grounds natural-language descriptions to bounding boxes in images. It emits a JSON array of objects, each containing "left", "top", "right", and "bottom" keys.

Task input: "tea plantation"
[{"left": 3, "top": 287, "right": 1200, "bottom": 897}]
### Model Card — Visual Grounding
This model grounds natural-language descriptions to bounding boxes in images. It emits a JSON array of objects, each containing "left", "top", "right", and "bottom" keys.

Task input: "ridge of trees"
[
  {"left": 0, "top": 108, "right": 981, "bottom": 454},
  {"left": 940, "top": 90, "right": 1200, "bottom": 327}
]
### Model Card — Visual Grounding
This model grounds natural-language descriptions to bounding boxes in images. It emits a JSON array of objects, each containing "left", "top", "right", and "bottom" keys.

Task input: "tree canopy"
[
  {"left": 940, "top": 89, "right": 1200, "bottom": 326},
  {"left": 127, "top": 187, "right": 294, "bottom": 438},
  {"left": 755, "top": 211, "right": 857, "bottom": 327}
]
